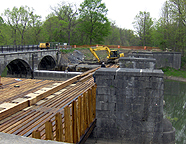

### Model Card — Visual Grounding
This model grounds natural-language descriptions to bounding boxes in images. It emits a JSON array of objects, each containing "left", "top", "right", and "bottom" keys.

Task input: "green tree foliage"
[
  {"left": 79, "top": 0, "right": 111, "bottom": 44},
  {"left": 51, "top": 2, "right": 78, "bottom": 45},
  {"left": 1, "top": 1, "right": 185, "bottom": 52},
  {"left": 0, "top": 16, "right": 4, "bottom": 24},
  {"left": 153, "top": 0, "right": 186, "bottom": 54},
  {"left": 104, "top": 22, "right": 139, "bottom": 46},
  {"left": 2, "top": 6, "right": 42, "bottom": 45},
  {"left": 133, "top": 11, "right": 154, "bottom": 46}
]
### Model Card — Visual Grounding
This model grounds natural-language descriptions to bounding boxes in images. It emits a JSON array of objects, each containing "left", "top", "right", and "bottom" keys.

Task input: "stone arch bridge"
[{"left": 0, "top": 50, "right": 59, "bottom": 78}]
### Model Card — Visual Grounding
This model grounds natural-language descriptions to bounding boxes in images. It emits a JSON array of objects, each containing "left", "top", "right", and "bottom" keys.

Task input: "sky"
[{"left": 0, "top": 0, "right": 166, "bottom": 30}]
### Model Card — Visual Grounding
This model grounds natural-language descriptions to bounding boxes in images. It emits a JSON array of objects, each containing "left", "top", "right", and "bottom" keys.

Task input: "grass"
[
  {"left": 1, "top": 67, "right": 8, "bottom": 77},
  {"left": 161, "top": 67, "right": 186, "bottom": 78}
]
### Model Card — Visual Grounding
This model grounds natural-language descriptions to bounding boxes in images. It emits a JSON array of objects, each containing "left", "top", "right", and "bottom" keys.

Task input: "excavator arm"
[{"left": 89, "top": 47, "right": 101, "bottom": 62}]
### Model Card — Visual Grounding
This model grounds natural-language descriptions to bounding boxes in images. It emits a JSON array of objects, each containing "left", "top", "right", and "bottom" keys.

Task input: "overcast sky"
[{"left": 0, "top": 0, "right": 166, "bottom": 30}]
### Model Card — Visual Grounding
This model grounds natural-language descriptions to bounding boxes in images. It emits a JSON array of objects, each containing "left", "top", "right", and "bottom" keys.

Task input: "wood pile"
[{"left": 0, "top": 78, "right": 59, "bottom": 104}]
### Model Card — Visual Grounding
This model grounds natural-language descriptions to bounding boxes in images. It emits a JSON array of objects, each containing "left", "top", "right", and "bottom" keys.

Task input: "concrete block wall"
[
  {"left": 130, "top": 52, "right": 181, "bottom": 70},
  {"left": 119, "top": 57, "right": 156, "bottom": 69},
  {"left": 94, "top": 68, "right": 164, "bottom": 143}
]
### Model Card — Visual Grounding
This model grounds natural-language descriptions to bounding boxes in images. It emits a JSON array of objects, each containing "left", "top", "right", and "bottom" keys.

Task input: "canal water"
[{"left": 164, "top": 79, "right": 186, "bottom": 144}]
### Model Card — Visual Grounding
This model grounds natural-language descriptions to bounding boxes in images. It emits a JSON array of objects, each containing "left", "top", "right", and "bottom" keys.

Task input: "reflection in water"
[{"left": 164, "top": 80, "right": 186, "bottom": 143}]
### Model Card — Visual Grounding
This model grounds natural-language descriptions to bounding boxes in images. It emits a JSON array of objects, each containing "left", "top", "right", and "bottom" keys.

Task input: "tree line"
[{"left": 0, "top": 0, "right": 185, "bottom": 54}]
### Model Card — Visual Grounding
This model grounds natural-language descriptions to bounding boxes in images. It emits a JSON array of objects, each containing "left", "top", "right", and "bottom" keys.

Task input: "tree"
[
  {"left": 79, "top": 0, "right": 111, "bottom": 44},
  {"left": 42, "top": 14, "right": 67, "bottom": 43},
  {"left": 169, "top": 0, "right": 186, "bottom": 54},
  {"left": 133, "top": 11, "right": 154, "bottom": 46},
  {"left": 0, "top": 16, "right": 3, "bottom": 25},
  {"left": 104, "top": 22, "right": 120, "bottom": 45},
  {"left": 28, "top": 14, "right": 42, "bottom": 44},
  {"left": 3, "top": 6, "right": 41, "bottom": 45},
  {"left": 51, "top": 2, "right": 78, "bottom": 45}
]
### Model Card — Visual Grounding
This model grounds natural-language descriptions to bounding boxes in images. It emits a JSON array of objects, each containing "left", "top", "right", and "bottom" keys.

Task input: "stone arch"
[
  {"left": 38, "top": 55, "right": 56, "bottom": 70},
  {"left": 6, "top": 59, "right": 32, "bottom": 78}
]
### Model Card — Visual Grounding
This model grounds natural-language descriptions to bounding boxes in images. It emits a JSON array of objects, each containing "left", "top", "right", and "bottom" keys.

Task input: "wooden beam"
[
  {"left": 32, "top": 129, "right": 41, "bottom": 139},
  {"left": 45, "top": 120, "right": 54, "bottom": 140},
  {"left": 55, "top": 113, "right": 63, "bottom": 142}
]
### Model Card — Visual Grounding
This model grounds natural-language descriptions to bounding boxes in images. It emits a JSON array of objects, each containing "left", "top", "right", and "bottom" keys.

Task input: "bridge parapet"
[{"left": 0, "top": 49, "right": 58, "bottom": 77}]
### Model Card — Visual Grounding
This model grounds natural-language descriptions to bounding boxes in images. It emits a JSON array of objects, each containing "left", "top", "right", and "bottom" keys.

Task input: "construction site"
[
  {"left": 0, "top": 45, "right": 126, "bottom": 144},
  {"left": 0, "top": 45, "right": 177, "bottom": 144}
]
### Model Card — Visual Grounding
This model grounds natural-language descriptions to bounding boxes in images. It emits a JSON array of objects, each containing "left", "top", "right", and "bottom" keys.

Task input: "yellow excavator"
[{"left": 89, "top": 46, "right": 124, "bottom": 63}]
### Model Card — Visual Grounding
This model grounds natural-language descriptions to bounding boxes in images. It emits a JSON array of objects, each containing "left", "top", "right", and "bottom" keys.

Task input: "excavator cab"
[{"left": 110, "top": 50, "right": 120, "bottom": 58}]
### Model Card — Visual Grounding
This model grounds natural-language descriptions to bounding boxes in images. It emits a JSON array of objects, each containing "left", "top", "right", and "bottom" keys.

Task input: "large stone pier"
[{"left": 93, "top": 68, "right": 174, "bottom": 143}]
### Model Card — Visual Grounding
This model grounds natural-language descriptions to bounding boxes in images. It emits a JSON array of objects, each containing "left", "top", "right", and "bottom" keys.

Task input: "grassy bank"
[{"left": 161, "top": 67, "right": 186, "bottom": 78}]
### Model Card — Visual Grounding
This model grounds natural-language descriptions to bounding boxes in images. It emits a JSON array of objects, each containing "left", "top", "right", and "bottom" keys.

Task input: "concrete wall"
[
  {"left": 34, "top": 70, "right": 82, "bottom": 81},
  {"left": 130, "top": 52, "right": 181, "bottom": 69},
  {"left": 119, "top": 57, "right": 156, "bottom": 69},
  {"left": 94, "top": 68, "right": 164, "bottom": 143}
]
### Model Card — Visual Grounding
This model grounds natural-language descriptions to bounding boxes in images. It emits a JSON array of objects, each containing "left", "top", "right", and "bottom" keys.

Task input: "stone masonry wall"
[
  {"left": 94, "top": 68, "right": 164, "bottom": 143},
  {"left": 130, "top": 52, "right": 181, "bottom": 70},
  {"left": 119, "top": 57, "right": 156, "bottom": 69}
]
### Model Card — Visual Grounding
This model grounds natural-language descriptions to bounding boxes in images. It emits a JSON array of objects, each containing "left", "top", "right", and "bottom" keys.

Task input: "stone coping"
[
  {"left": 95, "top": 68, "right": 164, "bottom": 77},
  {"left": 119, "top": 57, "right": 156, "bottom": 62},
  {"left": 132, "top": 51, "right": 181, "bottom": 54}
]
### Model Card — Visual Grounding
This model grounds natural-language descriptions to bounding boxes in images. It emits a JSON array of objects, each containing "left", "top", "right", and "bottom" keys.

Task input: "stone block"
[{"left": 97, "top": 87, "right": 110, "bottom": 95}]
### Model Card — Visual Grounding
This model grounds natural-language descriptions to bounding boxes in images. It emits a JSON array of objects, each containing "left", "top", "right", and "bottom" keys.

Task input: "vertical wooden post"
[
  {"left": 88, "top": 89, "right": 92, "bottom": 123},
  {"left": 81, "top": 95, "right": 85, "bottom": 135},
  {"left": 45, "top": 120, "right": 54, "bottom": 140},
  {"left": 69, "top": 106, "right": 73, "bottom": 143},
  {"left": 83, "top": 92, "right": 88, "bottom": 131},
  {"left": 32, "top": 130, "right": 41, "bottom": 139},
  {"left": 92, "top": 85, "right": 97, "bottom": 119},
  {"left": 72, "top": 101, "right": 78, "bottom": 143},
  {"left": 55, "top": 113, "right": 63, "bottom": 142},
  {"left": 77, "top": 96, "right": 82, "bottom": 141},
  {"left": 86, "top": 91, "right": 90, "bottom": 126},
  {"left": 64, "top": 106, "right": 70, "bottom": 142}
]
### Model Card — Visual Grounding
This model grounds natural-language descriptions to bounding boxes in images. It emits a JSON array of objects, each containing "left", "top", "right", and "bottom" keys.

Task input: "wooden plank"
[
  {"left": 81, "top": 95, "right": 85, "bottom": 136},
  {"left": 64, "top": 106, "right": 70, "bottom": 142},
  {"left": 88, "top": 89, "right": 92, "bottom": 124},
  {"left": 85, "top": 91, "right": 90, "bottom": 128},
  {"left": 78, "top": 119, "right": 96, "bottom": 144},
  {"left": 69, "top": 106, "right": 73, "bottom": 143},
  {"left": 55, "top": 113, "right": 63, "bottom": 142},
  {"left": 92, "top": 85, "right": 97, "bottom": 119},
  {"left": 77, "top": 96, "right": 81, "bottom": 142},
  {"left": 83, "top": 92, "right": 87, "bottom": 132},
  {"left": 45, "top": 120, "right": 54, "bottom": 140},
  {"left": 32, "top": 130, "right": 41, "bottom": 139},
  {"left": 72, "top": 101, "right": 77, "bottom": 143},
  {"left": 0, "top": 75, "right": 80, "bottom": 121}
]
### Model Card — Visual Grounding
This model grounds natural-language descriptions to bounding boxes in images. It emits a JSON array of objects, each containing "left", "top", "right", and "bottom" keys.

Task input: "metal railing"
[{"left": 0, "top": 45, "right": 58, "bottom": 53}]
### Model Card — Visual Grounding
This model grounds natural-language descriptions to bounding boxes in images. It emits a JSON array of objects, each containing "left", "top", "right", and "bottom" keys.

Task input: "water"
[{"left": 164, "top": 79, "right": 186, "bottom": 144}]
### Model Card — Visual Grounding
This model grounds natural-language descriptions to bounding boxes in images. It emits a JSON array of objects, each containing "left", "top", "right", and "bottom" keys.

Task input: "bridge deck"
[
  {"left": 0, "top": 77, "right": 61, "bottom": 104},
  {"left": 0, "top": 67, "right": 101, "bottom": 143},
  {"left": 0, "top": 65, "right": 118, "bottom": 143}
]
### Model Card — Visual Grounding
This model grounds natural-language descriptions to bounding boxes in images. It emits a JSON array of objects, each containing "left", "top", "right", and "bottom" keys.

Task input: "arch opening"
[
  {"left": 6, "top": 59, "right": 32, "bottom": 78},
  {"left": 38, "top": 56, "right": 56, "bottom": 70}
]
